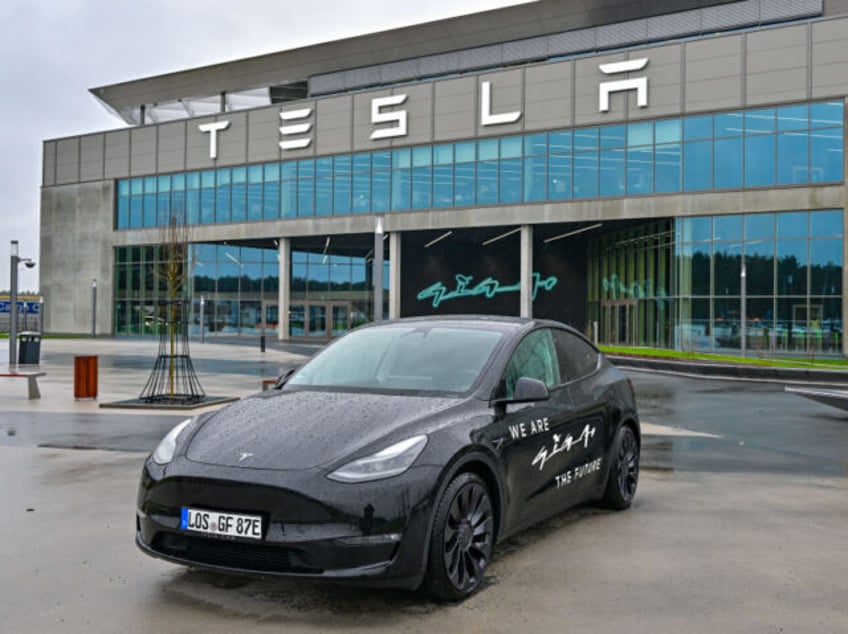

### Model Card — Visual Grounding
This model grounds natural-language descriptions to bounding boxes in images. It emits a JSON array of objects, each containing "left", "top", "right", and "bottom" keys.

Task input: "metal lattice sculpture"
[{"left": 140, "top": 299, "right": 206, "bottom": 403}]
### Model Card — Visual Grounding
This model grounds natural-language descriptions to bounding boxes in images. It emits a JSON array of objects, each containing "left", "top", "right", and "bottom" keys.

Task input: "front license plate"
[{"left": 181, "top": 507, "right": 263, "bottom": 540}]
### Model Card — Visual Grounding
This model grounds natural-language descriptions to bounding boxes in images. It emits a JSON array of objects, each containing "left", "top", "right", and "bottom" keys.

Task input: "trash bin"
[
  {"left": 18, "top": 332, "right": 42, "bottom": 365},
  {"left": 74, "top": 355, "right": 98, "bottom": 399}
]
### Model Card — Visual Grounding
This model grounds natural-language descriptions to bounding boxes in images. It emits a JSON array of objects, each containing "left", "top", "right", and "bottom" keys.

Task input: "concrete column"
[
  {"left": 842, "top": 97, "right": 848, "bottom": 357},
  {"left": 278, "top": 238, "right": 290, "bottom": 341},
  {"left": 520, "top": 225, "right": 533, "bottom": 318},
  {"left": 389, "top": 231, "right": 402, "bottom": 320}
]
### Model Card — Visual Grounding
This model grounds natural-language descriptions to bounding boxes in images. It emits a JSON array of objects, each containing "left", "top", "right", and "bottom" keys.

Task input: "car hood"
[{"left": 185, "top": 388, "right": 463, "bottom": 471}]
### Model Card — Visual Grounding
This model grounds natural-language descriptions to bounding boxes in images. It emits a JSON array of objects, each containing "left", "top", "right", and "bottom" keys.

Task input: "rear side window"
[{"left": 554, "top": 330, "right": 599, "bottom": 381}]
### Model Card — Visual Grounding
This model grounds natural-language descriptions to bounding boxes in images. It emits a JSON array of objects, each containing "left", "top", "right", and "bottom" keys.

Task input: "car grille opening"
[{"left": 153, "top": 533, "right": 323, "bottom": 574}]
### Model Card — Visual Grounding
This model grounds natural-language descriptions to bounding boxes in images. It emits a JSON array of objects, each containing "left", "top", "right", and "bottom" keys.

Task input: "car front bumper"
[{"left": 136, "top": 458, "right": 443, "bottom": 590}]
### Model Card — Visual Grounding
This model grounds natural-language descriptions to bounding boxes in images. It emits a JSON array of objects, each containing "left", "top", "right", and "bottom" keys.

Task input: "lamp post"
[
  {"left": 373, "top": 216, "right": 384, "bottom": 322},
  {"left": 740, "top": 263, "right": 747, "bottom": 357},
  {"left": 8, "top": 240, "right": 36, "bottom": 367},
  {"left": 91, "top": 278, "right": 97, "bottom": 338}
]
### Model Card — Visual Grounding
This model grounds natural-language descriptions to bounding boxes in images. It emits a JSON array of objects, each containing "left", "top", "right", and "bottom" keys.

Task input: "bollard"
[{"left": 260, "top": 334, "right": 266, "bottom": 353}]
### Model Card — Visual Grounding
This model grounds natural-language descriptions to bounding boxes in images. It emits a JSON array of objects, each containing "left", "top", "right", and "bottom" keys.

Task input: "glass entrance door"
[
  {"left": 602, "top": 300, "right": 638, "bottom": 345},
  {"left": 288, "top": 302, "right": 353, "bottom": 339}
]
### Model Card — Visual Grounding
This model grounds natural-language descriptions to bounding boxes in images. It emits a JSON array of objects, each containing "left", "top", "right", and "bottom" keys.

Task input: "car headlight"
[
  {"left": 327, "top": 435, "right": 428, "bottom": 483},
  {"left": 152, "top": 418, "right": 193, "bottom": 465}
]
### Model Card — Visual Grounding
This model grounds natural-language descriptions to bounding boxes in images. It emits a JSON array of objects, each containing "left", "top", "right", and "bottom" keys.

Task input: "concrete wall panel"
[
  {"left": 42, "top": 142, "right": 56, "bottom": 187},
  {"left": 40, "top": 182, "right": 114, "bottom": 334},
  {"left": 353, "top": 89, "right": 394, "bottom": 152},
  {"left": 812, "top": 19, "right": 848, "bottom": 99},
  {"left": 434, "top": 77, "right": 476, "bottom": 142},
  {"left": 524, "top": 61, "right": 573, "bottom": 131},
  {"left": 315, "top": 96, "right": 351, "bottom": 155},
  {"left": 103, "top": 130, "right": 130, "bottom": 179},
  {"left": 476, "top": 68, "right": 524, "bottom": 137},
  {"left": 79, "top": 134, "right": 105, "bottom": 182},
  {"left": 685, "top": 34, "right": 744, "bottom": 112},
  {"left": 575, "top": 52, "right": 628, "bottom": 126},
  {"left": 394, "top": 83, "right": 433, "bottom": 147},
  {"left": 277, "top": 101, "right": 316, "bottom": 160},
  {"left": 746, "top": 25, "right": 808, "bottom": 105},
  {"left": 156, "top": 121, "right": 186, "bottom": 173},
  {"left": 216, "top": 111, "right": 247, "bottom": 166},
  {"left": 185, "top": 116, "right": 217, "bottom": 170},
  {"left": 629, "top": 45, "right": 682, "bottom": 120},
  {"left": 248, "top": 105, "right": 284, "bottom": 162},
  {"left": 55, "top": 138, "right": 80, "bottom": 185},
  {"left": 129, "top": 126, "right": 157, "bottom": 176}
]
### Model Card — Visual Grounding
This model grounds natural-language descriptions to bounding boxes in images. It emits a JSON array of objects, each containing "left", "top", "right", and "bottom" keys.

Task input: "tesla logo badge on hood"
[{"left": 237, "top": 452, "right": 254, "bottom": 462}]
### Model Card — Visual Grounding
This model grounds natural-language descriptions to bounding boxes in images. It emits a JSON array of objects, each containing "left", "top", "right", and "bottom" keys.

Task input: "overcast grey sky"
[{"left": 0, "top": 0, "right": 530, "bottom": 293}]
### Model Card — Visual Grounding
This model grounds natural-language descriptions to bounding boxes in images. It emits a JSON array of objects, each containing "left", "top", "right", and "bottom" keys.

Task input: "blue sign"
[{"left": 0, "top": 300, "right": 40, "bottom": 315}]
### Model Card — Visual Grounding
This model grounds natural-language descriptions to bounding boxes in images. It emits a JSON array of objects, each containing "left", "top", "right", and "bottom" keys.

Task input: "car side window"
[
  {"left": 553, "top": 329, "right": 599, "bottom": 382},
  {"left": 503, "top": 329, "right": 561, "bottom": 398}
]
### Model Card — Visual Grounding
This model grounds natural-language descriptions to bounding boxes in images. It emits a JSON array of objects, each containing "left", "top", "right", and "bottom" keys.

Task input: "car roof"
[{"left": 360, "top": 314, "right": 580, "bottom": 336}]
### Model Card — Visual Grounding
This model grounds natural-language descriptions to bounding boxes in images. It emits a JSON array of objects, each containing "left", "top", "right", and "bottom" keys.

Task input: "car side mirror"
[{"left": 512, "top": 376, "right": 550, "bottom": 402}]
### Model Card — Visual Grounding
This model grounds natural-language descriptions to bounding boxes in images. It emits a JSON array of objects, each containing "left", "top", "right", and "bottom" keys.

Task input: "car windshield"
[{"left": 288, "top": 325, "right": 504, "bottom": 393}]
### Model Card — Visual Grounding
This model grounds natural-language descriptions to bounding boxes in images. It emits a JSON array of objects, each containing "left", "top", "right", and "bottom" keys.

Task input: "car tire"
[
  {"left": 425, "top": 472, "right": 494, "bottom": 601},
  {"left": 601, "top": 424, "right": 640, "bottom": 510}
]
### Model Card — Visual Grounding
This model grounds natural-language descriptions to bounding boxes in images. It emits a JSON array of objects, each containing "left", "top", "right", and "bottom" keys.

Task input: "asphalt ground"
[{"left": 1, "top": 337, "right": 847, "bottom": 632}]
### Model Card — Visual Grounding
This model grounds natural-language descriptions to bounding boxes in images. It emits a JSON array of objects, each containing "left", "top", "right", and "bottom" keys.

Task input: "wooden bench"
[{"left": 0, "top": 371, "right": 47, "bottom": 399}]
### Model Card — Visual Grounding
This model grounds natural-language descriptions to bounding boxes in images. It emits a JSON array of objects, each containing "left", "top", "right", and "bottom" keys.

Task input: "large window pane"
[
  {"left": 777, "top": 104, "right": 808, "bottom": 131},
  {"left": 810, "top": 239, "right": 842, "bottom": 296},
  {"left": 714, "top": 137, "right": 743, "bottom": 189},
  {"left": 810, "top": 210, "right": 842, "bottom": 237},
  {"left": 714, "top": 244, "right": 742, "bottom": 295},
  {"left": 745, "top": 240, "right": 774, "bottom": 295},
  {"left": 745, "top": 108, "right": 775, "bottom": 134},
  {"left": 777, "top": 131, "right": 809, "bottom": 184},
  {"left": 777, "top": 211, "right": 808, "bottom": 239},
  {"left": 683, "top": 140, "right": 711, "bottom": 190},
  {"left": 655, "top": 119, "right": 681, "bottom": 144},
  {"left": 715, "top": 112, "right": 744, "bottom": 137},
  {"left": 263, "top": 182, "right": 279, "bottom": 219},
  {"left": 499, "top": 158, "right": 522, "bottom": 203},
  {"left": 684, "top": 115, "right": 712, "bottom": 140},
  {"left": 745, "top": 213, "right": 775, "bottom": 240},
  {"left": 548, "top": 131, "right": 572, "bottom": 153},
  {"left": 524, "top": 155, "right": 547, "bottom": 201},
  {"left": 411, "top": 166, "right": 432, "bottom": 209},
  {"left": 391, "top": 168, "right": 410, "bottom": 210},
  {"left": 744, "top": 134, "right": 775, "bottom": 187},
  {"left": 247, "top": 183, "right": 262, "bottom": 221},
  {"left": 573, "top": 151, "right": 598, "bottom": 198},
  {"left": 600, "top": 148, "right": 625, "bottom": 196},
  {"left": 477, "top": 160, "right": 498, "bottom": 205},
  {"left": 654, "top": 143, "right": 681, "bottom": 193},
  {"left": 810, "top": 131, "right": 843, "bottom": 182},
  {"left": 626, "top": 146, "right": 652, "bottom": 194},
  {"left": 433, "top": 164, "right": 453, "bottom": 208},
  {"left": 680, "top": 216, "right": 711, "bottom": 243},
  {"left": 777, "top": 240, "right": 808, "bottom": 295},
  {"left": 281, "top": 180, "right": 297, "bottom": 217},
  {"left": 714, "top": 215, "right": 742, "bottom": 242},
  {"left": 810, "top": 101, "right": 843, "bottom": 128},
  {"left": 548, "top": 154, "right": 572, "bottom": 199},
  {"left": 231, "top": 183, "right": 247, "bottom": 222},
  {"left": 454, "top": 161, "right": 475, "bottom": 206}
]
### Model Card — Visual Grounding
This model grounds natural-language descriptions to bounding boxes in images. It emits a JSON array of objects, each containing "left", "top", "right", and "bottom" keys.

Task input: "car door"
[
  {"left": 552, "top": 329, "right": 609, "bottom": 501},
  {"left": 486, "top": 328, "right": 583, "bottom": 532}
]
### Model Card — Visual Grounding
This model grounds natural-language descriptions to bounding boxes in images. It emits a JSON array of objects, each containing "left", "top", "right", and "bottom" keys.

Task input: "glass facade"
[
  {"left": 673, "top": 210, "right": 843, "bottom": 354},
  {"left": 114, "top": 244, "right": 387, "bottom": 338},
  {"left": 115, "top": 101, "right": 844, "bottom": 230}
]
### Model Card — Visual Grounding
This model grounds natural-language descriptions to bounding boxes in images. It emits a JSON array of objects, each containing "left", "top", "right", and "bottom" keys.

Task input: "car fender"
[{"left": 415, "top": 446, "right": 507, "bottom": 577}]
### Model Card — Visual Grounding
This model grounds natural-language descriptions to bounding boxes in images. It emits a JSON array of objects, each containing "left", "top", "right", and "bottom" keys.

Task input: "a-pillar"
[{"left": 278, "top": 238, "right": 290, "bottom": 341}]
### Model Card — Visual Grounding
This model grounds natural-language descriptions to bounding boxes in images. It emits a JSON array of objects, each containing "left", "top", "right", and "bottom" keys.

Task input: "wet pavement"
[{"left": 1, "top": 337, "right": 847, "bottom": 632}]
